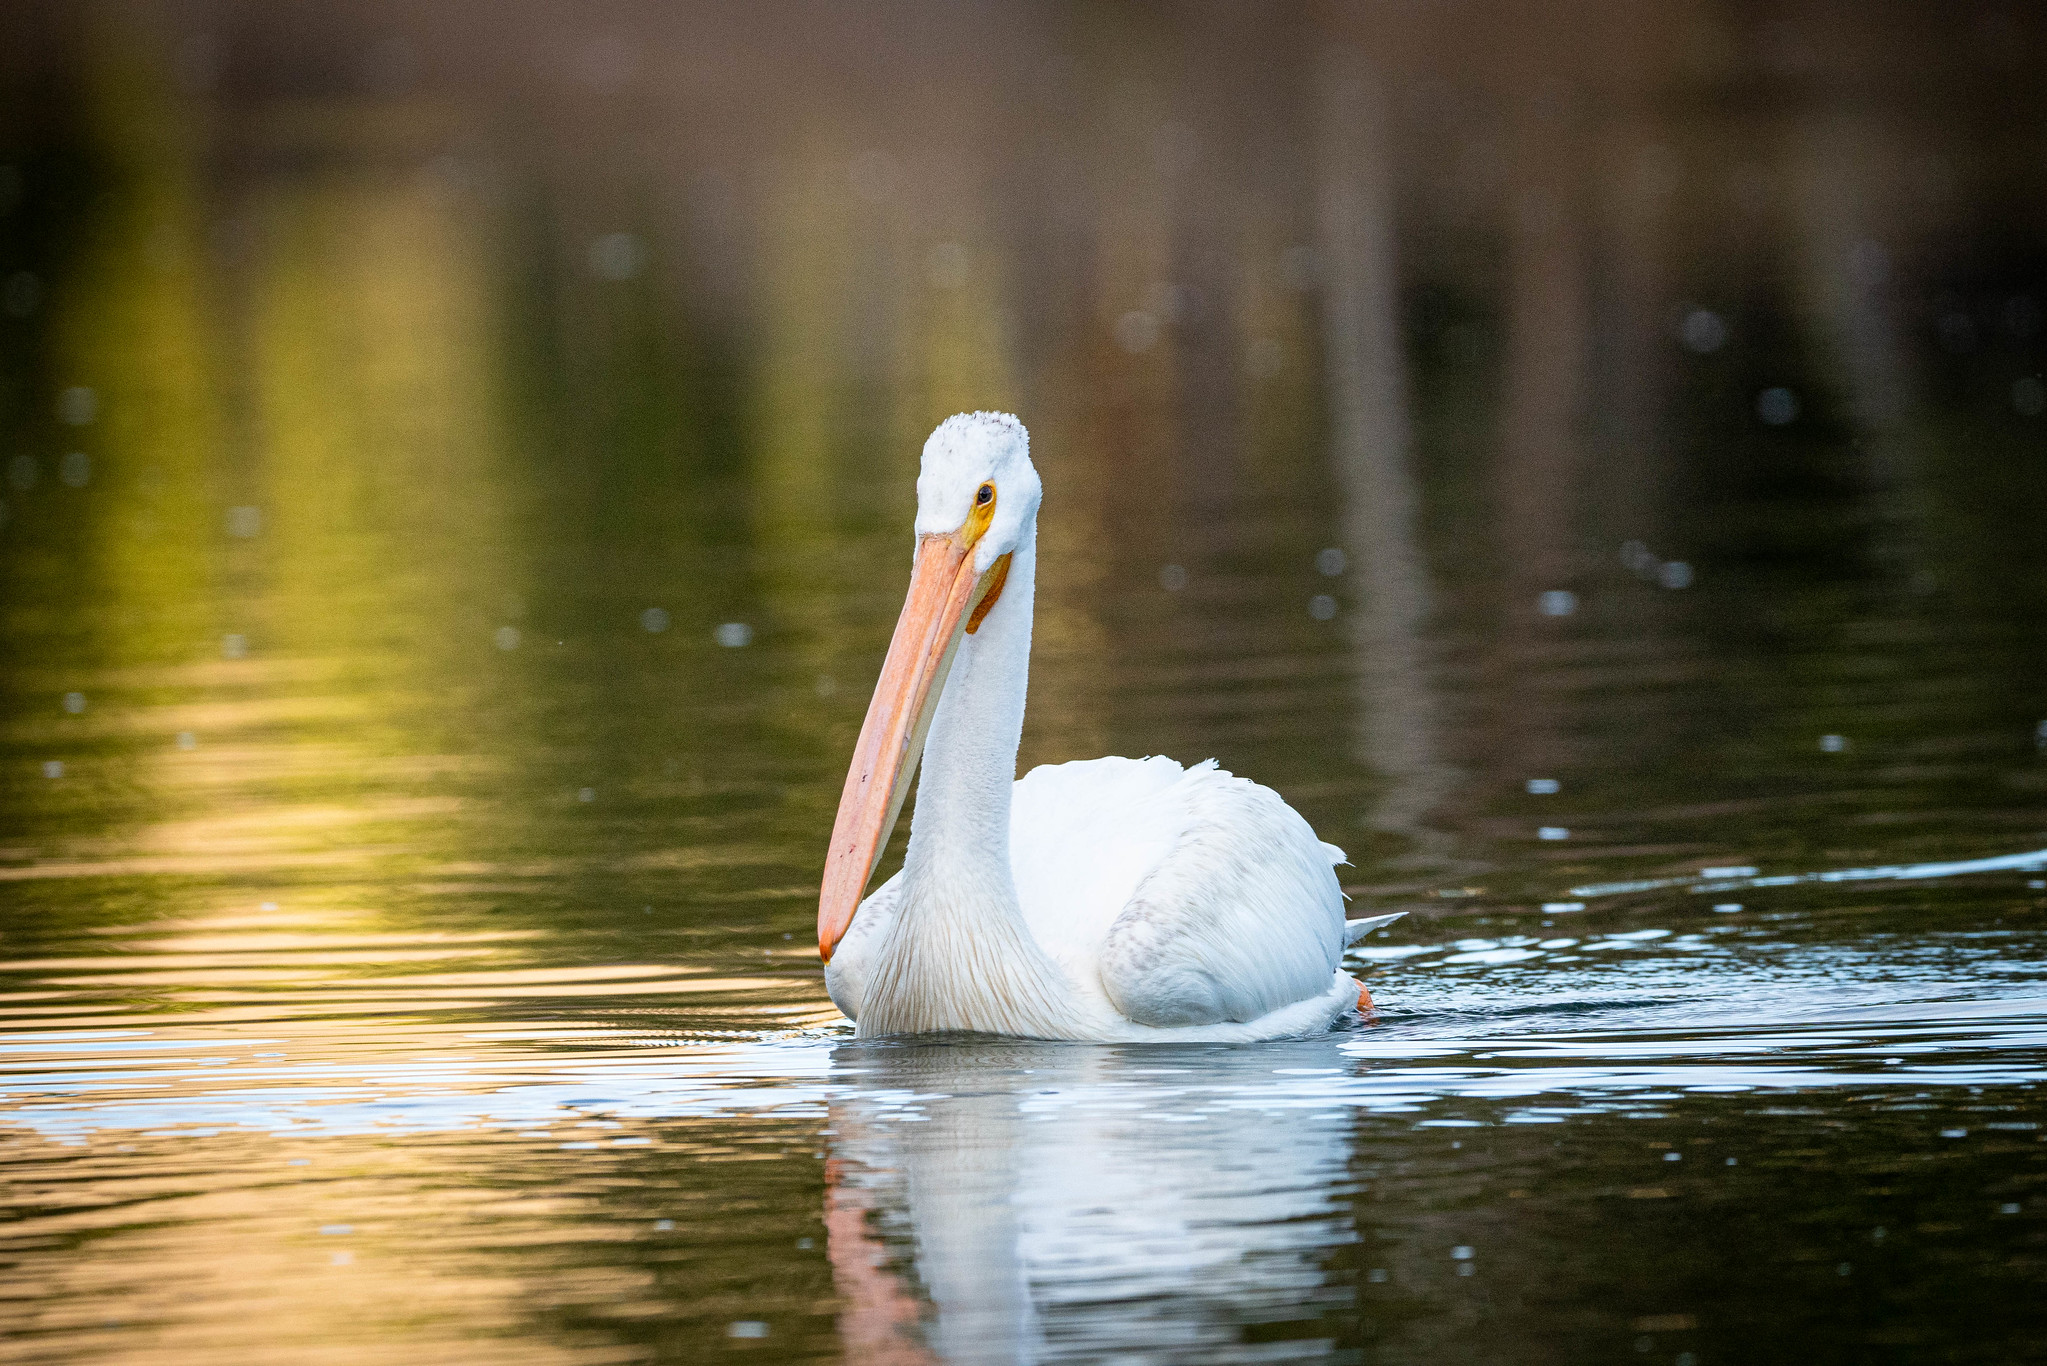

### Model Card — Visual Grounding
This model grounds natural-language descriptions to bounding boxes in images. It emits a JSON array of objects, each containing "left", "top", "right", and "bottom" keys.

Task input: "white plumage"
[{"left": 817, "top": 412, "right": 1399, "bottom": 1042}]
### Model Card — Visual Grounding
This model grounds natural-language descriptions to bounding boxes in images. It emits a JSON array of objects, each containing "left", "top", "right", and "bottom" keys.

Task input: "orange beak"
[{"left": 818, "top": 534, "right": 1005, "bottom": 961}]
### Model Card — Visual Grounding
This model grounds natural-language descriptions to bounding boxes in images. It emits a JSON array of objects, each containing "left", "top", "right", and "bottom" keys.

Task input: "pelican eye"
[{"left": 959, "top": 481, "right": 999, "bottom": 546}]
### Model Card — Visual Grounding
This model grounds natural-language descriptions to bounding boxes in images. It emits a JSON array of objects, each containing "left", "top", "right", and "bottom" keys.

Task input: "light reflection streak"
[
  {"left": 1316, "top": 54, "right": 1452, "bottom": 862},
  {"left": 5, "top": 989, "right": 2045, "bottom": 1146},
  {"left": 1568, "top": 847, "right": 2047, "bottom": 899}
]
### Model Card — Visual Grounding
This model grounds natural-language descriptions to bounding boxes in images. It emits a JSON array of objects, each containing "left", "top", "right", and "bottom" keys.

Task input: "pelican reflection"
[{"left": 823, "top": 1037, "right": 1362, "bottom": 1364}]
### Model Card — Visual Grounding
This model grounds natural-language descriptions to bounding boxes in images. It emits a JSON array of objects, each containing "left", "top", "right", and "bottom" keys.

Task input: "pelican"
[{"left": 819, "top": 412, "right": 1401, "bottom": 1041}]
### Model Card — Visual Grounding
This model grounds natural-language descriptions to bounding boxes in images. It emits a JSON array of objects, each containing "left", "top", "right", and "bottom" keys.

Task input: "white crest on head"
[{"left": 915, "top": 411, "right": 1042, "bottom": 568}]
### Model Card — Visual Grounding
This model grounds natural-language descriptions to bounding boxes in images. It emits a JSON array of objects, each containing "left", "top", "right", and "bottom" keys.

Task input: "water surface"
[{"left": 3, "top": 5, "right": 2047, "bottom": 1362}]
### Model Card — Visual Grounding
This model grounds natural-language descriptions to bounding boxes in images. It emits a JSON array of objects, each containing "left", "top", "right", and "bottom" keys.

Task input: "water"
[{"left": 3, "top": 5, "right": 2047, "bottom": 1362}]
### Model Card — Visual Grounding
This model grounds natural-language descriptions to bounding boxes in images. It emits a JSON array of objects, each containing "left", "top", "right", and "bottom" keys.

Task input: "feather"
[{"left": 1342, "top": 911, "right": 1406, "bottom": 946}]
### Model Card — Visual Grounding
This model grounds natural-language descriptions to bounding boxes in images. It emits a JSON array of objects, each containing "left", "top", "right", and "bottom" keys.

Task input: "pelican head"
[{"left": 818, "top": 412, "right": 1041, "bottom": 961}]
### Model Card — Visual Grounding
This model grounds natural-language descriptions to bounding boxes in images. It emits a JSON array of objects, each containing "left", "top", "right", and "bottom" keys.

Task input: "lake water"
[{"left": 2, "top": 5, "right": 2046, "bottom": 1362}]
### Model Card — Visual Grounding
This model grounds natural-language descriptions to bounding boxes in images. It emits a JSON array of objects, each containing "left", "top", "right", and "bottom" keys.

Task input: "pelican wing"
[{"left": 1011, "top": 757, "right": 1347, "bottom": 1029}]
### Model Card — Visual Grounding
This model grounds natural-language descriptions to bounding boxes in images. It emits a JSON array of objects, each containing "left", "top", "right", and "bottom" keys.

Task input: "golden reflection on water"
[{"left": 52, "top": 30, "right": 222, "bottom": 672}]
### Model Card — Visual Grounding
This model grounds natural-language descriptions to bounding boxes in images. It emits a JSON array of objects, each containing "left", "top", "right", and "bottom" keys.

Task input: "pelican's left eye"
[{"left": 975, "top": 483, "right": 994, "bottom": 506}]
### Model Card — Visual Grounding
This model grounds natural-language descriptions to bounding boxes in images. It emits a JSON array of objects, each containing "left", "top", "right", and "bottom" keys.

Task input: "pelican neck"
[
  {"left": 863, "top": 518, "right": 1093, "bottom": 1038},
  {"left": 901, "top": 521, "right": 1036, "bottom": 895}
]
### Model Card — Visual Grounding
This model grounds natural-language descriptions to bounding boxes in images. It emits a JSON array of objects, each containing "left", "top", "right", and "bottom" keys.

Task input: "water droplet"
[
  {"left": 1658, "top": 560, "right": 1693, "bottom": 589},
  {"left": 1538, "top": 589, "right": 1577, "bottom": 617},
  {"left": 578, "top": 788, "right": 596, "bottom": 803},
  {"left": 639, "top": 607, "right": 670, "bottom": 633},
  {"left": 1114, "top": 310, "right": 1159, "bottom": 353},
  {"left": 815, "top": 674, "right": 836, "bottom": 697},
  {"left": 1756, "top": 387, "right": 1800, "bottom": 425},
  {"left": 1819, "top": 734, "right": 1847, "bottom": 753},
  {"left": 1713, "top": 903, "right": 1743, "bottom": 913},
  {"left": 226, "top": 505, "right": 262, "bottom": 538},
  {"left": 58, "top": 452, "right": 89, "bottom": 487},
  {"left": 1308, "top": 594, "right": 1338, "bottom": 621},
  {"left": 494, "top": 626, "right": 521, "bottom": 651},
  {"left": 319, "top": 1225, "right": 353, "bottom": 1236},
  {"left": 1526, "top": 778, "right": 1559, "bottom": 794},
  {"left": 1541, "top": 901, "right": 1586, "bottom": 913},
  {"left": 61, "top": 691, "right": 85, "bottom": 714},
  {"left": 1367, "top": 1268, "right": 1389, "bottom": 1283},
  {"left": 176, "top": 731, "right": 197, "bottom": 750},
  {"left": 1680, "top": 309, "right": 1727, "bottom": 353},
  {"left": 588, "top": 232, "right": 643, "bottom": 281},
  {"left": 222, "top": 633, "right": 248, "bottom": 659},
  {"left": 1941, "top": 1128, "right": 1967, "bottom": 1138},
  {"left": 57, "top": 386, "right": 97, "bottom": 425},
  {"left": 714, "top": 622, "right": 752, "bottom": 648},
  {"left": 1620, "top": 540, "right": 1657, "bottom": 574},
  {"left": 41, "top": 760, "right": 63, "bottom": 779},
  {"left": 2001, "top": 1203, "right": 2021, "bottom": 1214},
  {"left": 1315, "top": 547, "right": 1347, "bottom": 577},
  {"left": 1159, "top": 564, "right": 1187, "bottom": 592},
  {"left": 1538, "top": 827, "right": 1570, "bottom": 841},
  {"left": 653, "top": 1219, "right": 674, "bottom": 1231},
  {"left": 728, "top": 1321, "right": 769, "bottom": 1339}
]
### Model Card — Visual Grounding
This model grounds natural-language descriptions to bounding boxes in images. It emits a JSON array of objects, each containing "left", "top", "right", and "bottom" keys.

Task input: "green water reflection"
[{"left": 2, "top": 4, "right": 2046, "bottom": 1362}]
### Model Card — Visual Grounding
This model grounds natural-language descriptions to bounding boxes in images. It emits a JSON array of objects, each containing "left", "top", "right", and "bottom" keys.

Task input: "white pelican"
[{"left": 820, "top": 412, "right": 1401, "bottom": 1041}]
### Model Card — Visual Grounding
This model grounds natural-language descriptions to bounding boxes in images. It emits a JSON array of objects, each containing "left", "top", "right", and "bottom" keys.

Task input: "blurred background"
[
  {"left": 3, "top": 0, "right": 2046, "bottom": 897},
  {"left": 4, "top": 0, "right": 2046, "bottom": 899},
  {"left": 2, "top": 3, "right": 2047, "bottom": 1362}
]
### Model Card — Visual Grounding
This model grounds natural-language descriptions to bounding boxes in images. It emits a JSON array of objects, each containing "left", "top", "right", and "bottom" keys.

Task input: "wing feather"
[
  {"left": 1343, "top": 911, "right": 1406, "bottom": 945},
  {"left": 1093, "top": 765, "right": 1345, "bottom": 1028}
]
